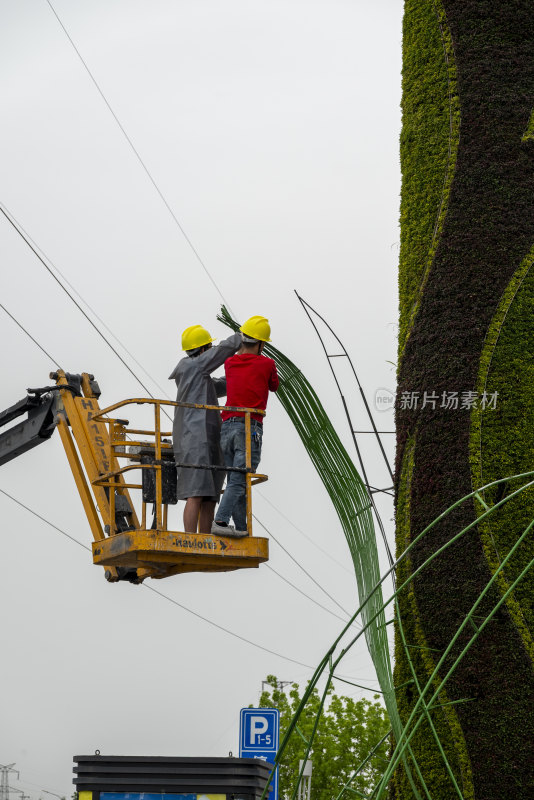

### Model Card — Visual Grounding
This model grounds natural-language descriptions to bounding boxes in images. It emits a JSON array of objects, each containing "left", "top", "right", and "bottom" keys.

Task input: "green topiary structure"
[{"left": 394, "top": 1, "right": 534, "bottom": 798}]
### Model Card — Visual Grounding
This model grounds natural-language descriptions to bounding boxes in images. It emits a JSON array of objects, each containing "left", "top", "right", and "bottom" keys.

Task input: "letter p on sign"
[{"left": 250, "top": 716, "right": 269, "bottom": 744}]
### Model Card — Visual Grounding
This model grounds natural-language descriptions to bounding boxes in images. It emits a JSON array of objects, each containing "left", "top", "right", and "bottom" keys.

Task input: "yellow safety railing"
[{"left": 91, "top": 398, "right": 267, "bottom": 536}]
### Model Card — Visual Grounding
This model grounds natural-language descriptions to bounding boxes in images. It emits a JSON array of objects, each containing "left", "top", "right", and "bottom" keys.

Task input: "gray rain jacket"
[{"left": 169, "top": 332, "right": 241, "bottom": 500}]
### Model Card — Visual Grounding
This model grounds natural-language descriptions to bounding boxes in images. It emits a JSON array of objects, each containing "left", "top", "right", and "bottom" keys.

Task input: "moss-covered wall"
[
  {"left": 393, "top": 438, "right": 474, "bottom": 799},
  {"left": 398, "top": 0, "right": 459, "bottom": 352},
  {"left": 394, "top": 1, "right": 534, "bottom": 798}
]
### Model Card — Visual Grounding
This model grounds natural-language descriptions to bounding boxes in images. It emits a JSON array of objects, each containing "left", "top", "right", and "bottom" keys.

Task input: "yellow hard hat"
[
  {"left": 181, "top": 324, "right": 215, "bottom": 351},
  {"left": 240, "top": 315, "right": 272, "bottom": 342}
]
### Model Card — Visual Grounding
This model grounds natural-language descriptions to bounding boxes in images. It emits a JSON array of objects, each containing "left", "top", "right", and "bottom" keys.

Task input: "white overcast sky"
[{"left": 0, "top": 0, "right": 402, "bottom": 796}]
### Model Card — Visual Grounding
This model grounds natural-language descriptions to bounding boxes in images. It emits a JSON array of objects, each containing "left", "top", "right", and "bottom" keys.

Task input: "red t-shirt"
[{"left": 221, "top": 353, "right": 279, "bottom": 423}]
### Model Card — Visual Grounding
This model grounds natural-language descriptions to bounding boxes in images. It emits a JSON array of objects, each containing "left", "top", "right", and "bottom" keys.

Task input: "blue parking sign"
[
  {"left": 240, "top": 708, "right": 279, "bottom": 800},
  {"left": 240, "top": 708, "right": 279, "bottom": 752}
]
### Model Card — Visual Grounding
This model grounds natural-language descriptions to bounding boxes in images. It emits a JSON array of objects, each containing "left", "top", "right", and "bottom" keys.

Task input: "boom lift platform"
[{"left": 0, "top": 370, "right": 269, "bottom": 583}]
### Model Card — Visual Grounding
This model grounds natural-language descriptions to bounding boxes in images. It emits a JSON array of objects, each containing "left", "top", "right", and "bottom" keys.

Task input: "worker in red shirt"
[{"left": 211, "top": 316, "right": 279, "bottom": 536}]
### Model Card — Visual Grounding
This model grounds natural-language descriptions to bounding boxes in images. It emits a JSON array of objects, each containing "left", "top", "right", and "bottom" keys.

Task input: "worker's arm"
[
  {"left": 198, "top": 332, "right": 242, "bottom": 374},
  {"left": 213, "top": 377, "right": 227, "bottom": 398},
  {"left": 269, "top": 359, "right": 280, "bottom": 392}
]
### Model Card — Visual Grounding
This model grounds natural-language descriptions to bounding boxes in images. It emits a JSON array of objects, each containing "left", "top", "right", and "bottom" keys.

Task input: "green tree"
[{"left": 255, "top": 675, "right": 389, "bottom": 800}]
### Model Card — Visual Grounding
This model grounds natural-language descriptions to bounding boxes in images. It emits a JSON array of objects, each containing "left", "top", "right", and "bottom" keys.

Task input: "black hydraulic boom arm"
[{"left": 0, "top": 390, "right": 58, "bottom": 466}]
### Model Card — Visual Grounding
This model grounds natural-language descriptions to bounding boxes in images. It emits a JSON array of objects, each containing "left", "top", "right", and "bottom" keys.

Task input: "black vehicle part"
[
  {"left": 0, "top": 393, "right": 57, "bottom": 466},
  {"left": 141, "top": 454, "right": 178, "bottom": 505}
]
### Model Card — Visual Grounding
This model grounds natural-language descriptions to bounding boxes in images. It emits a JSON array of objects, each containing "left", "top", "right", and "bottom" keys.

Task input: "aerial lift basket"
[{"left": 0, "top": 370, "right": 269, "bottom": 583}]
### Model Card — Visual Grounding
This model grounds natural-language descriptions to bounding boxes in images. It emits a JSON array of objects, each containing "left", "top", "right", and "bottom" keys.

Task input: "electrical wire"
[
  {"left": 0, "top": 487, "right": 313, "bottom": 669},
  {"left": 1, "top": 206, "right": 171, "bottom": 400},
  {"left": 205, "top": 717, "right": 238, "bottom": 756},
  {"left": 144, "top": 584, "right": 312, "bottom": 668},
  {"left": 44, "top": 0, "right": 233, "bottom": 316},
  {"left": 265, "top": 564, "right": 348, "bottom": 623},
  {"left": 0, "top": 202, "right": 175, "bottom": 424},
  {"left": 253, "top": 514, "right": 354, "bottom": 622},
  {"left": 257, "top": 489, "right": 353, "bottom": 575},
  {"left": 13, "top": 779, "right": 61, "bottom": 798},
  {"left": 0, "top": 488, "right": 91, "bottom": 551},
  {"left": 0, "top": 303, "right": 61, "bottom": 368},
  {"left": 0, "top": 203, "right": 156, "bottom": 399}
]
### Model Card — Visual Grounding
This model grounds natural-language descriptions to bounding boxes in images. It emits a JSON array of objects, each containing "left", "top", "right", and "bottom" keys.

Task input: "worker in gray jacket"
[{"left": 169, "top": 324, "right": 241, "bottom": 533}]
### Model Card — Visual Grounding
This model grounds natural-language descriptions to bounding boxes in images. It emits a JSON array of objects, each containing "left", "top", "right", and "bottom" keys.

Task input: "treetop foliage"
[{"left": 254, "top": 675, "right": 389, "bottom": 800}]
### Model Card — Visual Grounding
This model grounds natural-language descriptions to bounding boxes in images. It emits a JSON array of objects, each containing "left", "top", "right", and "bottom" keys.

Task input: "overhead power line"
[
  {"left": 254, "top": 514, "right": 355, "bottom": 623},
  {"left": 265, "top": 564, "right": 347, "bottom": 623},
  {"left": 257, "top": 489, "right": 353, "bottom": 575},
  {"left": 13, "top": 779, "right": 62, "bottom": 798},
  {"left": 0, "top": 202, "right": 162, "bottom": 405},
  {"left": 44, "top": 0, "right": 233, "bottom": 315},
  {"left": 1, "top": 207, "right": 170, "bottom": 399},
  {"left": 0, "top": 488, "right": 312, "bottom": 669},
  {"left": 0, "top": 303, "right": 61, "bottom": 368},
  {"left": 144, "top": 584, "right": 312, "bottom": 669}
]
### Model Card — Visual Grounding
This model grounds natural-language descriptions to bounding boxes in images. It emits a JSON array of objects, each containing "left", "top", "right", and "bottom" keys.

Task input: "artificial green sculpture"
[{"left": 394, "top": 1, "right": 534, "bottom": 797}]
